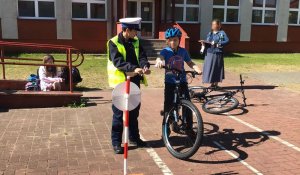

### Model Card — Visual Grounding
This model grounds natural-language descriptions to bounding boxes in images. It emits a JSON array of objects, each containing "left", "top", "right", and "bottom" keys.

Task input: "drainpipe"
[
  {"left": 123, "top": 0, "right": 128, "bottom": 18},
  {"left": 172, "top": 0, "right": 175, "bottom": 23}
]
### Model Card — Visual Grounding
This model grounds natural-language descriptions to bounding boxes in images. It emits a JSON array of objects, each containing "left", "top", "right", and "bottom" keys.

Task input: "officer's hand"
[
  {"left": 134, "top": 68, "right": 143, "bottom": 75},
  {"left": 143, "top": 66, "right": 151, "bottom": 75}
]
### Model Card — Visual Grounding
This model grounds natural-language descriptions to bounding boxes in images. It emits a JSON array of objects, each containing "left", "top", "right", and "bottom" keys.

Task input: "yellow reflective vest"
[{"left": 107, "top": 35, "right": 148, "bottom": 88}]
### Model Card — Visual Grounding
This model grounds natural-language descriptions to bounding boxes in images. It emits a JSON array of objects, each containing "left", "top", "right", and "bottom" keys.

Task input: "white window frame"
[
  {"left": 128, "top": 0, "right": 156, "bottom": 38},
  {"left": 252, "top": 0, "right": 277, "bottom": 25},
  {"left": 213, "top": 0, "right": 240, "bottom": 24},
  {"left": 289, "top": 0, "right": 300, "bottom": 26},
  {"left": 72, "top": 0, "right": 107, "bottom": 21},
  {"left": 18, "top": 0, "right": 56, "bottom": 20},
  {"left": 174, "top": 0, "right": 200, "bottom": 23}
]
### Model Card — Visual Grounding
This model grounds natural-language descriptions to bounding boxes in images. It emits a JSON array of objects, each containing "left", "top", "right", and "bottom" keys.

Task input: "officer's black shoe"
[
  {"left": 129, "top": 139, "right": 148, "bottom": 148},
  {"left": 113, "top": 145, "right": 123, "bottom": 154}
]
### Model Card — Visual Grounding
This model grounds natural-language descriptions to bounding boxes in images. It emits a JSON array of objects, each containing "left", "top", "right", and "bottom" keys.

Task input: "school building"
[{"left": 0, "top": 0, "right": 300, "bottom": 54}]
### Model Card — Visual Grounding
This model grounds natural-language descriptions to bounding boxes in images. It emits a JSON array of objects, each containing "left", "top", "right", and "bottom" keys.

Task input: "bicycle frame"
[
  {"left": 164, "top": 67, "right": 197, "bottom": 123},
  {"left": 189, "top": 74, "right": 247, "bottom": 107},
  {"left": 172, "top": 73, "right": 185, "bottom": 123}
]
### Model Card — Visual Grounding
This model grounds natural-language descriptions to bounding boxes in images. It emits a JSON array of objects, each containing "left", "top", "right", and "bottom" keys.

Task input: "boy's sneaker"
[
  {"left": 113, "top": 145, "right": 123, "bottom": 154},
  {"left": 129, "top": 139, "right": 148, "bottom": 147}
]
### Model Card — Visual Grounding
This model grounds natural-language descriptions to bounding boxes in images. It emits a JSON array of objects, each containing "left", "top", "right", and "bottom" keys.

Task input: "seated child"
[{"left": 39, "top": 54, "right": 63, "bottom": 91}]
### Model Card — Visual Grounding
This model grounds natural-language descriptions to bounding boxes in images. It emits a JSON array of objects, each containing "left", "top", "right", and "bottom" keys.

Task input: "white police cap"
[
  {"left": 119, "top": 17, "right": 142, "bottom": 31},
  {"left": 119, "top": 17, "right": 142, "bottom": 24}
]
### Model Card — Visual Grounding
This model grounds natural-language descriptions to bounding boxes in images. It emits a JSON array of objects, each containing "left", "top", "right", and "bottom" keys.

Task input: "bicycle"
[
  {"left": 188, "top": 74, "right": 247, "bottom": 114},
  {"left": 160, "top": 65, "right": 204, "bottom": 160}
]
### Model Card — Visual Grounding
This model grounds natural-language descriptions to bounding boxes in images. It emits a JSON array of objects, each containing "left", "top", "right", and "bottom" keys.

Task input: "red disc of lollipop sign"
[{"left": 112, "top": 76, "right": 141, "bottom": 175}]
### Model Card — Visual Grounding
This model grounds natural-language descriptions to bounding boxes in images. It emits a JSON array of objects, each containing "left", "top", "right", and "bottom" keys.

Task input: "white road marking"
[
  {"left": 213, "top": 141, "right": 263, "bottom": 175},
  {"left": 140, "top": 135, "right": 173, "bottom": 175},
  {"left": 226, "top": 113, "right": 300, "bottom": 152}
]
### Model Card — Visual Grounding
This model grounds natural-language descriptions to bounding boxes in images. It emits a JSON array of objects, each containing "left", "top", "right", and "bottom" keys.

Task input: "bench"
[
  {"left": 0, "top": 80, "right": 28, "bottom": 90},
  {"left": 0, "top": 90, "right": 82, "bottom": 109}
]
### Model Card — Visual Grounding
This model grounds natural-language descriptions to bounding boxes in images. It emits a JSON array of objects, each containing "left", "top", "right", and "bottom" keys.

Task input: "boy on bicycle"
[{"left": 155, "top": 27, "right": 202, "bottom": 117}]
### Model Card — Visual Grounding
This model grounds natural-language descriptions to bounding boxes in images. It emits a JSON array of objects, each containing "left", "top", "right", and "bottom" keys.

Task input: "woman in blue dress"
[{"left": 201, "top": 19, "right": 229, "bottom": 88}]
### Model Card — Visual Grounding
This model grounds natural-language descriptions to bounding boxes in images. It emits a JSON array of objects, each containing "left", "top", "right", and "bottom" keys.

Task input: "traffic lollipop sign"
[
  {"left": 112, "top": 79, "right": 141, "bottom": 111},
  {"left": 112, "top": 76, "right": 141, "bottom": 175}
]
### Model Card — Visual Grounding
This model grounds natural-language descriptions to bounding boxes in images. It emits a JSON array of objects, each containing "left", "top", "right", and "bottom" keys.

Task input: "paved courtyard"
[{"left": 0, "top": 72, "right": 300, "bottom": 175}]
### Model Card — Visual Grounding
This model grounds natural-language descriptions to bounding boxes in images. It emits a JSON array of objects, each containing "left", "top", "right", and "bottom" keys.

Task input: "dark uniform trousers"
[{"left": 111, "top": 79, "right": 141, "bottom": 146}]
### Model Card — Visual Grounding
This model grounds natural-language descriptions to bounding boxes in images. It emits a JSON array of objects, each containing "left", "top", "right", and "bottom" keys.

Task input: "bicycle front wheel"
[
  {"left": 162, "top": 99, "right": 203, "bottom": 160},
  {"left": 202, "top": 96, "right": 239, "bottom": 114}
]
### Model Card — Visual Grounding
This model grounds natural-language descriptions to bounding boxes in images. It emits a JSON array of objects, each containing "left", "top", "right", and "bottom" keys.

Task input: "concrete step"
[
  {"left": 142, "top": 43, "right": 166, "bottom": 46},
  {"left": 140, "top": 39, "right": 165, "bottom": 43},
  {"left": 140, "top": 39, "right": 166, "bottom": 48},
  {"left": 147, "top": 57, "right": 158, "bottom": 60},
  {"left": 145, "top": 51, "right": 160, "bottom": 57},
  {"left": 141, "top": 39, "right": 165, "bottom": 58},
  {"left": 143, "top": 45, "right": 166, "bottom": 50},
  {"left": 144, "top": 49, "right": 162, "bottom": 53}
]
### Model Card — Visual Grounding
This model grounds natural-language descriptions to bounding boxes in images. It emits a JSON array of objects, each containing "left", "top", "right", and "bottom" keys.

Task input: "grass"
[
  {"left": 196, "top": 53, "right": 300, "bottom": 92},
  {"left": 194, "top": 53, "right": 300, "bottom": 73},
  {"left": 0, "top": 53, "right": 108, "bottom": 89},
  {"left": 1, "top": 53, "right": 300, "bottom": 91}
]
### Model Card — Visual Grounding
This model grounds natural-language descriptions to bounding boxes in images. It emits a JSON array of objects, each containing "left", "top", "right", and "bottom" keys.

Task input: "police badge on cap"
[{"left": 119, "top": 17, "right": 142, "bottom": 31}]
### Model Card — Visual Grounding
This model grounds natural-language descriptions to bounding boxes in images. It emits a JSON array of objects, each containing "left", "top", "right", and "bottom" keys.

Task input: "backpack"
[
  {"left": 25, "top": 74, "right": 40, "bottom": 91},
  {"left": 60, "top": 67, "right": 83, "bottom": 84}
]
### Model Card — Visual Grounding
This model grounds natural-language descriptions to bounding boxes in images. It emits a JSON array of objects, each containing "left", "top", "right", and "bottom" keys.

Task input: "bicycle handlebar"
[{"left": 160, "top": 65, "right": 200, "bottom": 77}]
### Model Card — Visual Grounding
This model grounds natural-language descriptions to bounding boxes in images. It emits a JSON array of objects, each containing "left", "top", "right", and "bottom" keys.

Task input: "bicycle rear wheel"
[
  {"left": 162, "top": 99, "right": 203, "bottom": 160},
  {"left": 202, "top": 96, "right": 239, "bottom": 114}
]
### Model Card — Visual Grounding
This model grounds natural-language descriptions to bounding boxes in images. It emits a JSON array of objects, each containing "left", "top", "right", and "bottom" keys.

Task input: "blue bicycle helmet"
[{"left": 165, "top": 27, "right": 182, "bottom": 39}]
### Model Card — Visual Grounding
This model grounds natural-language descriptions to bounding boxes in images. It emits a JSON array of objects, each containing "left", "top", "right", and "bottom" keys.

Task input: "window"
[
  {"left": 213, "top": 0, "right": 239, "bottom": 23},
  {"left": 18, "top": 0, "right": 55, "bottom": 18},
  {"left": 289, "top": 0, "right": 300, "bottom": 25},
  {"left": 175, "top": 0, "right": 200, "bottom": 23},
  {"left": 252, "top": 0, "right": 277, "bottom": 24},
  {"left": 72, "top": 0, "right": 106, "bottom": 20}
]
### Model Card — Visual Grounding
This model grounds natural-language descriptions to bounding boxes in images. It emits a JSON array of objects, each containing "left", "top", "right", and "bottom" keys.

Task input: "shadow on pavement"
[
  {"left": 188, "top": 122, "right": 280, "bottom": 164},
  {"left": 83, "top": 97, "right": 112, "bottom": 106},
  {"left": 211, "top": 171, "right": 239, "bottom": 175},
  {"left": 74, "top": 87, "right": 103, "bottom": 91},
  {"left": 0, "top": 108, "right": 9, "bottom": 113},
  {"left": 146, "top": 122, "right": 280, "bottom": 164},
  {"left": 220, "top": 85, "right": 278, "bottom": 90}
]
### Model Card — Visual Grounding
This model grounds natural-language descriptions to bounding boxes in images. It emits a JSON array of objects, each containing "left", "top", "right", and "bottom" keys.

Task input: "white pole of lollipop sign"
[{"left": 112, "top": 76, "right": 141, "bottom": 175}]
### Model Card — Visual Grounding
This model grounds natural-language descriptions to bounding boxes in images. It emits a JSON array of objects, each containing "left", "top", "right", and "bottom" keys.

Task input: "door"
[{"left": 127, "top": 0, "right": 155, "bottom": 38}]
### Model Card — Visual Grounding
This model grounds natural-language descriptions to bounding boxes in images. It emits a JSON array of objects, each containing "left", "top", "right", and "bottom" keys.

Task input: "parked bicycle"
[{"left": 188, "top": 74, "right": 247, "bottom": 114}]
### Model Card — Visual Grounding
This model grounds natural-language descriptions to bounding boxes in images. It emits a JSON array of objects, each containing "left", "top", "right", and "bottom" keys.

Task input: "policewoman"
[{"left": 107, "top": 17, "right": 151, "bottom": 154}]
